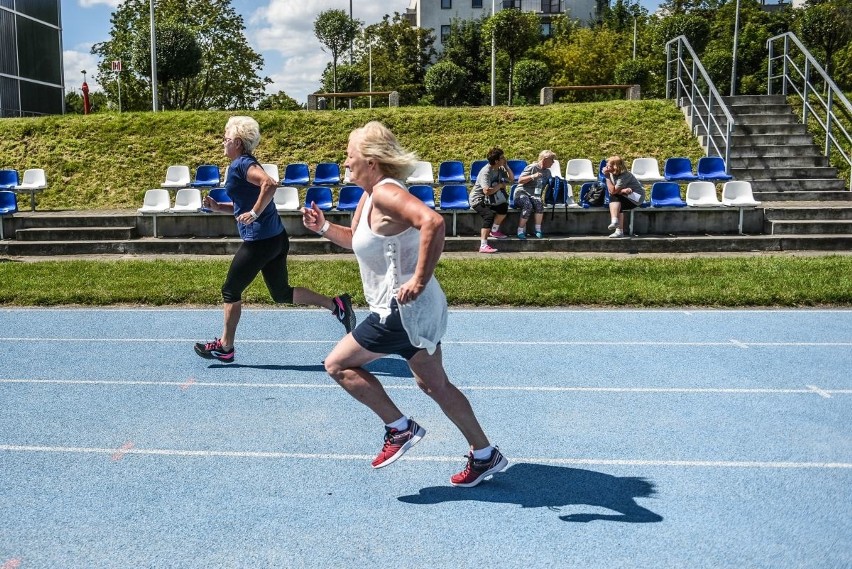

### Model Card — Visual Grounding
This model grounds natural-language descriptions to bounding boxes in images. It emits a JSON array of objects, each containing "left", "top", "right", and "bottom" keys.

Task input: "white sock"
[
  {"left": 386, "top": 417, "right": 409, "bottom": 431},
  {"left": 481, "top": 240, "right": 488, "bottom": 247},
  {"left": 472, "top": 446, "right": 494, "bottom": 460},
  {"left": 491, "top": 224, "right": 500, "bottom": 232},
  {"left": 535, "top": 224, "right": 542, "bottom": 232},
  {"left": 611, "top": 217, "right": 618, "bottom": 224}
]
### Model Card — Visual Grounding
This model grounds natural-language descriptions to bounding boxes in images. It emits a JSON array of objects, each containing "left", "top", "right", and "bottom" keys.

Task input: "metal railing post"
[
  {"left": 767, "top": 38, "right": 774, "bottom": 95},
  {"left": 825, "top": 90, "right": 833, "bottom": 156},
  {"left": 802, "top": 59, "right": 810, "bottom": 126},
  {"left": 782, "top": 35, "right": 789, "bottom": 96}
]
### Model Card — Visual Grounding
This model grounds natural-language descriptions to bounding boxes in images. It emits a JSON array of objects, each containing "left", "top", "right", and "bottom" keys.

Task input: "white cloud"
[
  {"left": 63, "top": 47, "right": 102, "bottom": 93},
  {"left": 78, "top": 0, "right": 121, "bottom": 7},
  {"left": 246, "top": 0, "right": 411, "bottom": 104}
]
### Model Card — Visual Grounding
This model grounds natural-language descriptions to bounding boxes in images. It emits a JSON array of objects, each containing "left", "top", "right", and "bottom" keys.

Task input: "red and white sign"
[{"left": 111, "top": 60, "right": 122, "bottom": 72}]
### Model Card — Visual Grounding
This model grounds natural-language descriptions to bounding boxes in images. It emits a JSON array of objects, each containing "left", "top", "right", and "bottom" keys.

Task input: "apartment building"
[
  {"left": 0, "top": 0, "right": 64, "bottom": 117},
  {"left": 405, "top": 0, "right": 599, "bottom": 53}
]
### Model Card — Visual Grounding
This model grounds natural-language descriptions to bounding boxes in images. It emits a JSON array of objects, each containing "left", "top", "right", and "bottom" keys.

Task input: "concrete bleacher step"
[
  {"left": 14, "top": 226, "right": 136, "bottom": 241},
  {"left": 766, "top": 220, "right": 852, "bottom": 235},
  {"left": 754, "top": 188, "right": 852, "bottom": 201},
  {"left": 730, "top": 166, "right": 839, "bottom": 179}
]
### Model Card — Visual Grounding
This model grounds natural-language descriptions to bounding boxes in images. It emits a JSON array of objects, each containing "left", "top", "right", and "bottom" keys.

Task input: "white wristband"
[
  {"left": 317, "top": 220, "right": 330, "bottom": 236},
  {"left": 248, "top": 209, "right": 259, "bottom": 220}
]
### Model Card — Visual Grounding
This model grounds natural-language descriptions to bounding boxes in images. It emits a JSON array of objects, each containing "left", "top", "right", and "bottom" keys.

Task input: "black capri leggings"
[
  {"left": 472, "top": 201, "right": 509, "bottom": 229},
  {"left": 221, "top": 230, "right": 294, "bottom": 304}
]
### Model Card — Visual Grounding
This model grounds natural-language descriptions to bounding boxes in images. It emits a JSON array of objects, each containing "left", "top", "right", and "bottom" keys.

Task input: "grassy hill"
[{"left": 0, "top": 100, "right": 704, "bottom": 210}]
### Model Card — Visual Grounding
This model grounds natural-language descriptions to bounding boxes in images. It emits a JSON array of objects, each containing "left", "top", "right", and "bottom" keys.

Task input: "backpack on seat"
[{"left": 586, "top": 182, "right": 606, "bottom": 206}]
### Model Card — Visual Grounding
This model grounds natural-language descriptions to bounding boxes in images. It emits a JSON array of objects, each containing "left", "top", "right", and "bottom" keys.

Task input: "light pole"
[
  {"left": 150, "top": 0, "right": 158, "bottom": 111},
  {"left": 632, "top": 15, "right": 637, "bottom": 60},
  {"left": 730, "top": 0, "right": 741, "bottom": 96},
  {"left": 369, "top": 41, "right": 373, "bottom": 109},
  {"left": 490, "top": 0, "right": 496, "bottom": 106}
]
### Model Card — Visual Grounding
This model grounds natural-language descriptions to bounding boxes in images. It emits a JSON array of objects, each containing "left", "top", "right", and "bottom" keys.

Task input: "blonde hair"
[
  {"left": 349, "top": 121, "right": 418, "bottom": 181},
  {"left": 225, "top": 116, "right": 261, "bottom": 154},
  {"left": 606, "top": 155, "right": 626, "bottom": 175},
  {"left": 538, "top": 149, "right": 557, "bottom": 162}
]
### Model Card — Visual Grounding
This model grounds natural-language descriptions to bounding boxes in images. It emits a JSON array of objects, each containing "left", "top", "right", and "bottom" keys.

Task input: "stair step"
[
  {"left": 728, "top": 147, "right": 826, "bottom": 160},
  {"left": 748, "top": 179, "right": 848, "bottom": 192},
  {"left": 730, "top": 134, "right": 818, "bottom": 146},
  {"left": 723, "top": 95, "right": 788, "bottom": 106},
  {"left": 15, "top": 226, "right": 136, "bottom": 241},
  {"left": 764, "top": 205, "right": 852, "bottom": 220},
  {"left": 730, "top": 166, "right": 839, "bottom": 179},
  {"left": 14, "top": 214, "right": 138, "bottom": 229},
  {"left": 726, "top": 113, "right": 802, "bottom": 125},
  {"left": 767, "top": 220, "right": 852, "bottom": 235}
]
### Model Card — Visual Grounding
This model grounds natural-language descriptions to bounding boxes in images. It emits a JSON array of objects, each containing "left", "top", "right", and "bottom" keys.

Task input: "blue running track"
[{"left": 0, "top": 307, "right": 850, "bottom": 568}]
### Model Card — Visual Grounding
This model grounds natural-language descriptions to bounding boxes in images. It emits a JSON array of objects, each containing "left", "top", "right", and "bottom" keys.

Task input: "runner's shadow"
[
  {"left": 398, "top": 462, "right": 662, "bottom": 523},
  {"left": 207, "top": 357, "right": 412, "bottom": 377}
]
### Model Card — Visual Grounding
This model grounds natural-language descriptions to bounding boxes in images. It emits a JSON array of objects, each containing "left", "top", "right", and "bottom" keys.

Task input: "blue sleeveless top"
[{"left": 224, "top": 154, "right": 283, "bottom": 241}]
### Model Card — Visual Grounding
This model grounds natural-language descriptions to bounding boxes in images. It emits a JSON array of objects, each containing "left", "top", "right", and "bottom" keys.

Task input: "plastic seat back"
[
  {"left": 305, "top": 186, "right": 333, "bottom": 211},
  {"left": 697, "top": 157, "right": 733, "bottom": 181},
  {"left": 0, "top": 190, "right": 18, "bottom": 214},
  {"left": 564, "top": 159, "right": 595, "bottom": 182},
  {"left": 0, "top": 169, "right": 19, "bottom": 189},
  {"left": 208, "top": 188, "right": 231, "bottom": 204},
  {"left": 406, "top": 161, "right": 434, "bottom": 185},
  {"left": 507, "top": 159, "right": 527, "bottom": 181},
  {"left": 337, "top": 185, "right": 364, "bottom": 211},
  {"left": 283, "top": 163, "right": 310, "bottom": 186},
  {"left": 650, "top": 182, "right": 686, "bottom": 207},
  {"left": 314, "top": 162, "right": 341, "bottom": 186},
  {"left": 138, "top": 189, "right": 171, "bottom": 212},
  {"left": 548, "top": 159, "right": 562, "bottom": 179},
  {"left": 171, "top": 188, "right": 203, "bottom": 211},
  {"left": 469, "top": 160, "right": 488, "bottom": 183},
  {"left": 261, "top": 163, "right": 280, "bottom": 183},
  {"left": 162, "top": 165, "right": 190, "bottom": 188},
  {"left": 409, "top": 185, "right": 436, "bottom": 209},
  {"left": 663, "top": 157, "right": 698, "bottom": 182},
  {"left": 438, "top": 185, "right": 470, "bottom": 210},
  {"left": 685, "top": 182, "right": 721, "bottom": 207},
  {"left": 18, "top": 168, "right": 47, "bottom": 189},
  {"left": 437, "top": 160, "right": 466, "bottom": 184},
  {"left": 191, "top": 165, "right": 220, "bottom": 188},
  {"left": 631, "top": 158, "right": 664, "bottom": 182},
  {"left": 722, "top": 181, "right": 760, "bottom": 206},
  {"left": 274, "top": 187, "right": 300, "bottom": 211}
]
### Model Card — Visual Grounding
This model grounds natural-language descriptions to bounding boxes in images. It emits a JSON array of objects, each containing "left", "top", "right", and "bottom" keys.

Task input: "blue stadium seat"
[
  {"left": 437, "top": 161, "right": 466, "bottom": 184},
  {"left": 283, "top": 163, "right": 310, "bottom": 186},
  {"left": 408, "top": 185, "right": 436, "bottom": 209},
  {"left": 336, "top": 185, "right": 364, "bottom": 211},
  {"left": 304, "top": 186, "right": 333, "bottom": 211},
  {"left": 598, "top": 158, "right": 607, "bottom": 181},
  {"left": 0, "top": 169, "right": 19, "bottom": 189},
  {"left": 439, "top": 184, "right": 470, "bottom": 236},
  {"left": 0, "top": 190, "right": 17, "bottom": 240},
  {"left": 650, "top": 182, "right": 687, "bottom": 207},
  {"left": 507, "top": 159, "right": 527, "bottom": 180},
  {"left": 469, "top": 160, "right": 488, "bottom": 183},
  {"left": 205, "top": 187, "right": 231, "bottom": 212},
  {"left": 696, "top": 157, "right": 734, "bottom": 182},
  {"left": 663, "top": 157, "right": 699, "bottom": 182},
  {"left": 314, "top": 162, "right": 341, "bottom": 186},
  {"left": 191, "top": 165, "right": 221, "bottom": 188}
]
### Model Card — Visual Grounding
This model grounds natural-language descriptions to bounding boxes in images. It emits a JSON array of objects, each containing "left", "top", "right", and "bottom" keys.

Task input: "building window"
[
  {"left": 472, "top": 0, "right": 483, "bottom": 7},
  {"left": 540, "top": 23, "right": 552, "bottom": 37},
  {"left": 441, "top": 25, "right": 451, "bottom": 43},
  {"left": 442, "top": 0, "right": 452, "bottom": 8},
  {"left": 503, "top": 0, "right": 521, "bottom": 9},
  {"left": 541, "top": 0, "right": 561, "bottom": 13}
]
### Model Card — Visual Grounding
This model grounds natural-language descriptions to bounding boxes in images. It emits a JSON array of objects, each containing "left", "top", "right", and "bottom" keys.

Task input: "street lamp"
[
  {"left": 730, "top": 0, "right": 741, "bottom": 96},
  {"left": 369, "top": 41, "right": 373, "bottom": 109},
  {"left": 490, "top": 0, "right": 496, "bottom": 106},
  {"left": 150, "top": 0, "right": 158, "bottom": 111}
]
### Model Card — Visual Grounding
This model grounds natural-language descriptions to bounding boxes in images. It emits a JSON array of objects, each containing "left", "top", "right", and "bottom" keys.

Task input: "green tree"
[
  {"left": 483, "top": 9, "right": 541, "bottom": 105},
  {"left": 314, "top": 9, "right": 362, "bottom": 107},
  {"left": 513, "top": 59, "right": 550, "bottom": 104},
  {"left": 356, "top": 13, "right": 435, "bottom": 105},
  {"left": 258, "top": 90, "right": 303, "bottom": 111},
  {"left": 439, "top": 17, "right": 491, "bottom": 106},
  {"left": 798, "top": 0, "right": 852, "bottom": 77},
  {"left": 92, "top": 0, "right": 269, "bottom": 111},
  {"left": 424, "top": 60, "right": 467, "bottom": 106},
  {"left": 542, "top": 27, "right": 630, "bottom": 100},
  {"left": 131, "top": 21, "right": 202, "bottom": 109}
]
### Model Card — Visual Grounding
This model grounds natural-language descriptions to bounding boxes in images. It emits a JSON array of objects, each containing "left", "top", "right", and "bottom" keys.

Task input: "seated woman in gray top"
[
  {"left": 469, "top": 147, "right": 513, "bottom": 254},
  {"left": 602, "top": 155, "right": 645, "bottom": 238},
  {"left": 515, "top": 150, "right": 557, "bottom": 239}
]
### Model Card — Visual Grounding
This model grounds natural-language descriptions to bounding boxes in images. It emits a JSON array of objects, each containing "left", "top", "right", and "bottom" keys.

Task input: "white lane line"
[
  {"left": 2, "top": 337, "right": 851, "bottom": 347},
  {"left": 0, "top": 378, "right": 850, "bottom": 396},
  {"left": 806, "top": 385, "right": 833, "bottom": 399},
  {"left": 1, "top": 444, "right": 850, "bottom": 469}
]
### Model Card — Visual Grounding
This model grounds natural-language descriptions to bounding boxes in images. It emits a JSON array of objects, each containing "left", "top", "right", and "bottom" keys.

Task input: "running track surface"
[{"left": 0, "top": 307, "right": 850, "bottom": 568}]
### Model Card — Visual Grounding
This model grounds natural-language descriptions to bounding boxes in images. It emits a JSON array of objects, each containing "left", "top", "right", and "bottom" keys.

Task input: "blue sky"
[{"left": 60, "top": 0, "right": 661, "bottom": 105}]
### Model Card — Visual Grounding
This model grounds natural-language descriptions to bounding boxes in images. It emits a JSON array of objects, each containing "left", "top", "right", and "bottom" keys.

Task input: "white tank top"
[{"left": 351, "top": 178, "right": 447, "bottom": 353}]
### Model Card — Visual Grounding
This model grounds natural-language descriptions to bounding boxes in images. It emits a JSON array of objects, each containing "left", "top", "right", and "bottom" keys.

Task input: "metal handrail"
[
  {"left": 768, "top": 32, "right": 852, "bottom": 190},
  {"left": 665, "top": 35, "right": 735, "bottom": 171}
]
